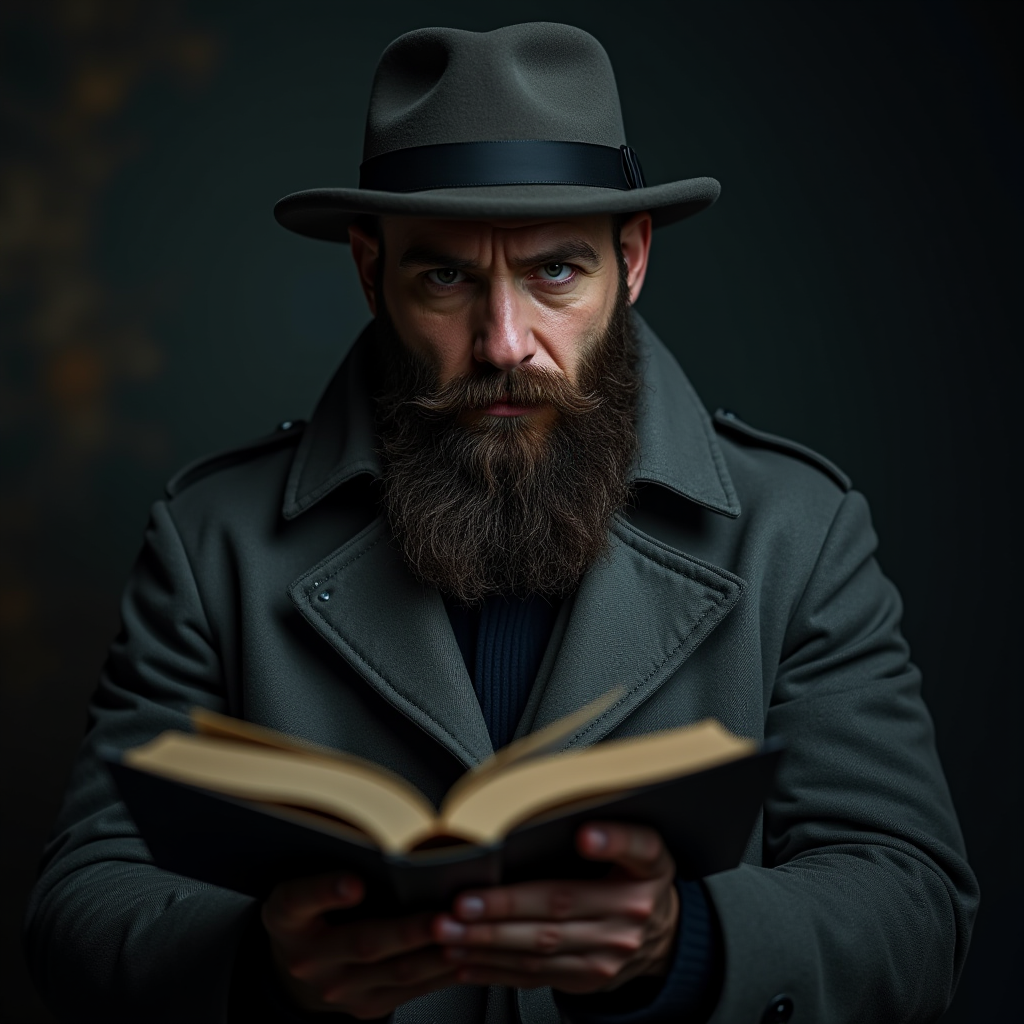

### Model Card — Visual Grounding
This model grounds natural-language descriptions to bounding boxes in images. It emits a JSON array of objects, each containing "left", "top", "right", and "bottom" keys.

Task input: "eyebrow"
[
  {"left": 397, "top": 238, "right": 604, "bottom": 271},
  {"left": 398, "top": 246, "right": 477, "bottom": 270}
]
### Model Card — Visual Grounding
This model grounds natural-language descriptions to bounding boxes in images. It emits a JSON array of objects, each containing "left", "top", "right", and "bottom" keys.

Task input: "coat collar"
[
  {"left": 282, "top": 314, "right": 740, "bottom": 521},
  {"left": 282, "top": 322, "right": 382, "bottom": 520}
]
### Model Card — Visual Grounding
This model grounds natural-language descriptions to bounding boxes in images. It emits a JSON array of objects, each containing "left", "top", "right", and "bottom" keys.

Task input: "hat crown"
[{"left": 364, "top": 23, "right": 627, "bottom": 161}]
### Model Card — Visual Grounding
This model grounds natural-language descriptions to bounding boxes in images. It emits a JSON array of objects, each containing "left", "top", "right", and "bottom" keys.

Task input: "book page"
[
  {"left": 124, "top": 732, "right": 438, "bottom": 854},
  {"left": 192, "top": 708, "right": 393, "bottom": 774},
  {"left": 445, "top": 688, "right": 624, "bottom": 806},
  {"left": 438, "top": 720, "right": 755, "bottom": 846}
]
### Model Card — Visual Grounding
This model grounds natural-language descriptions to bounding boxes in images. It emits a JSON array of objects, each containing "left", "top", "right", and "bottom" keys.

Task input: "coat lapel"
[
  {"left": 288, "top": 517, "right": 494, "bottom": 769},
  {"left": 518, "top": 516, "right": 745, "bottom": 746},
  {"left": 517, "top": 316, "right": 747, "bottom": 746}
]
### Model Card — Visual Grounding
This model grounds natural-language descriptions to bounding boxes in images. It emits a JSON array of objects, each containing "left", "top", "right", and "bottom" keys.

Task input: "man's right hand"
[{"left": 261, "top": 871, "right": 459, "bottom": 1018}]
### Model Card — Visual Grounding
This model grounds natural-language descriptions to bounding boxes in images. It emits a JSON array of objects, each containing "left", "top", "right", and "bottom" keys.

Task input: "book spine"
[{"left": 387, "top": 846, "right": 503, "bottom": 910}]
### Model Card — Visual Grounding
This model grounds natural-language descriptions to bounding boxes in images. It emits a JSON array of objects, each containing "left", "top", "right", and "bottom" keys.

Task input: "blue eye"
[
  {"left": 427, "top": 268, "right": 466, "bottom": 286},
  {"left": 538, "top": 263, "right": 573, "bottom": 281}
]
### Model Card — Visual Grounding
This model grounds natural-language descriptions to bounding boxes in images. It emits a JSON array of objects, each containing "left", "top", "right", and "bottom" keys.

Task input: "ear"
[
  {"left": 348, "top": 223, "right": 381, "bottom": 316},
  {"left": 618, "top": 212, "right": 653, "bottom": 305}
]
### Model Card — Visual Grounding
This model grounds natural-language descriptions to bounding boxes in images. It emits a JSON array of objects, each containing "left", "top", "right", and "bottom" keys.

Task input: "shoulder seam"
[
  {"left": 712, "top": 409, "right": 852, "bottom": 492},
  {"left": 165, "top": 421, "right": 306, "bottom": 499}
]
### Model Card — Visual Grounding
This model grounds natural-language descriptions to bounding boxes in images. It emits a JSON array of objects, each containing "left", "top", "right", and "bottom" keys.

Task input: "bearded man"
[{"left": 26, "top": 22, "right": 977, "bottom": 1024}]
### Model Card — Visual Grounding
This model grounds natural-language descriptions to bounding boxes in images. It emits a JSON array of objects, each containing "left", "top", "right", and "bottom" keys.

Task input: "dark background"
[{"left": 1, "top": 1, "right": 1019, "bottom": 1021}]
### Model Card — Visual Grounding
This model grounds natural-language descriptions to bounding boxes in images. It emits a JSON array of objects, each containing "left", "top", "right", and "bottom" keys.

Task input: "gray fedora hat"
[{"left": 274, "top": 22, "right": 720, "bottom": 243}]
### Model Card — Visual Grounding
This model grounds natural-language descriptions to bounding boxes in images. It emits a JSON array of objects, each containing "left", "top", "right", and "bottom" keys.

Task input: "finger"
[
  {"left": 327, "top": 968, "right": 462, "bottom": 1017},
  {"left": 288, "top": 913, "right": 436, "bottom": 980},
  {"left": 322, "top": 946, "right": 457, "bottom": 1002},
  {"left": 449, "top": 878, "right": 659, "bottom": 923},
  {"left": 434, "top": 917, "right": 644, "bottom": 956},
  {"left": 576, "top": 822, "right": 675, "bottom": 880},
  {"left": 451, "top": 952, "right": 626, "bottom": 991},
  {"left": 263, "top": 872, "right": 364, "bottom": 933}
]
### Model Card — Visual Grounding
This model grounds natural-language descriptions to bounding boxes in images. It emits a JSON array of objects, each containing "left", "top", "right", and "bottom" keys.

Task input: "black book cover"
[{"left": 105, "top": 743, "right": 781, "bottom": 914}]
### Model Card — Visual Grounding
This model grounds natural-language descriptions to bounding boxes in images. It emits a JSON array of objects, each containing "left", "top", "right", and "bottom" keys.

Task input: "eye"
[
  {"left": 537, "top": 262, "right": 574, "bottom": 282},
  {"left": 426, "top": 268, "right": 466, "bottom": 287}
]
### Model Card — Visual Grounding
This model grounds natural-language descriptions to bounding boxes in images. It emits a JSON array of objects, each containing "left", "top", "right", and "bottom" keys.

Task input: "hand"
[
  {"left": 261, "top": 871, "right": 458, "bottom": 1018},
  {"left": 431, "top": 822, "right": 679, "bottom": 994}
]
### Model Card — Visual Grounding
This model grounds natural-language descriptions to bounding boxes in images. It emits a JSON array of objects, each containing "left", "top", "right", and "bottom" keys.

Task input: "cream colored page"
[
  {"left": 191, "top": 708, "right": 401, "bottom": 776},
  {"left": 440, "top": 721, "right": 754, "bottom": 845},
  {"left": 448, "top": 688, "right": 625, "bottom": 806},
  {"left": 124, "top": 733, "right": 437, "bottom": 853}
]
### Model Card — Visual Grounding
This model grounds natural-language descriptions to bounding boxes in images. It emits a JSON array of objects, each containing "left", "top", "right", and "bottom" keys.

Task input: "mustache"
[{"left": 406, "top": 364, "right": 603, "bottom": 420}]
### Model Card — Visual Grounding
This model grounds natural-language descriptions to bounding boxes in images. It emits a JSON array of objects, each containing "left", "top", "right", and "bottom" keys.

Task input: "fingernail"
[
  {"left": 457, "top": 895, "right": 485, "bottom": 920},
  {"left": 437, "top": 918, "right": 466, "bottom": 941},
  {"left": 336, "top": 877, "right": 356, "bottom": 899},
  {"left": 587, "top": 827, "right": 608, "bottom": 852}
]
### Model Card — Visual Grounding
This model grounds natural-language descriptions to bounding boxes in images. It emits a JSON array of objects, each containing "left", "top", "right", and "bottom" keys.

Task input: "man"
[{"left": 26, "top": 22, "right": 977, "bottom": 1024}]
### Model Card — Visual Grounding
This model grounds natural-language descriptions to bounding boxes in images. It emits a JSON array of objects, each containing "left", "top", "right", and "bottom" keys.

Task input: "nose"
[{"left": 472, "top": 279, "right": 537, "bottom": 371}]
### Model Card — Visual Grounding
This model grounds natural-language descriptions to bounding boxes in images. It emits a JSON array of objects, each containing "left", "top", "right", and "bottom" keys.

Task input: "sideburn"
[{"left": 373, "top": 265, "right": 641, "bottom": 604}]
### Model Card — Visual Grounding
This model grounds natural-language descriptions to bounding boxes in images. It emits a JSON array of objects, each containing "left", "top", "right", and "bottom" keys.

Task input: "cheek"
[
  {"left": 411, "top": 317, "right": 477, "bottom": 383},
  {"left": 535, "top": 306, "right": 607, "bottom": 380},
  {"left": 385, "top": 280, "right": 476, "bottom": 381}
]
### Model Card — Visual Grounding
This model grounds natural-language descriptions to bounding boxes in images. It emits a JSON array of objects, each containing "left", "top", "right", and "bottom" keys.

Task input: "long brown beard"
[{"left": 373, "top": 279, "right": 641, "bottom": 604}]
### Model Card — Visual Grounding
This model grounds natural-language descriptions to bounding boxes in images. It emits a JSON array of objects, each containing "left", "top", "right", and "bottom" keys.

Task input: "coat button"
[{"left": 761, "top": 994, "right": 794, "bottom": 1023}]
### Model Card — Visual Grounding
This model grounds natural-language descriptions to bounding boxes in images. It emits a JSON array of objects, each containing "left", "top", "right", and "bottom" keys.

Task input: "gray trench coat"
[{"left": 25, "top": 316, "right": 978, "bottom": 1023}]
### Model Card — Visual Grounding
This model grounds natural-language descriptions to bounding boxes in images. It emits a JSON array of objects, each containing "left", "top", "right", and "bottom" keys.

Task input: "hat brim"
[{"left": 273, "top": 177, "right": 720, "bottom": 243}]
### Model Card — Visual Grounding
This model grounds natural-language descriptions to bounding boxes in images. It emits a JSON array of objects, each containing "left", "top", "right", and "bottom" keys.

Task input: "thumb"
[
  {"left": 263, "top": 871, "right": 365, "bottom": 934},
  {"left": 576, "top": 822, "right": 675, "bottom": 880}
]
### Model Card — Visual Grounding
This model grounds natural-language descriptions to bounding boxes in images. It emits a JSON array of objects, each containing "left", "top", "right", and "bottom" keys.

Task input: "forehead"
[{"left": 380, "top": 214, "right": 615, "bottom": 255}]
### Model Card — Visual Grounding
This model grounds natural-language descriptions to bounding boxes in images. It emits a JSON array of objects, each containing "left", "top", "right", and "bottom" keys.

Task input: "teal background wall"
[{"left": 1, "top": 2, "right": 1019, "bottom": 1020}]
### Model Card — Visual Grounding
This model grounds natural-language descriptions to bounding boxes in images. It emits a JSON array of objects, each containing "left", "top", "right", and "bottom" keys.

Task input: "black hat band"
[{"left": 359, "top": 140, "right": 646, "bottom": 193}]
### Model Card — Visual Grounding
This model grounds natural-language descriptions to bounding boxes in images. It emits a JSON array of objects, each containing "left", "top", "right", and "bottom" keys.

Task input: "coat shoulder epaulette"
[
  {"left": 712, "top": 409, "right": 852, "bottom": 492},
  {"left": 165, "top": 420, "right": 306, "bottom": 499}
]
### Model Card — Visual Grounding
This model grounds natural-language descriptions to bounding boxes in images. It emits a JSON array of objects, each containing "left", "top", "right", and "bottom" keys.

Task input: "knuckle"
[
  {"left": 611, "top": 927, "right": 644, "bottom": 952},
  {"left": 625, "top": 827, "right": 659, "bottom": 862},
  {"left": 534, "top": 925, "right": 561, "bottom": 954},
  {"left": 627, "top": 895, "right": 656, "bottom": 919},
  {"left": 547, "top": 886, "right": 575, "bottom": 920},
  {"left": 591, "top": 955, "right": 622, "bottom": 981},
  {"left": 641, "top": 833, "right": 661, "bottom": 860}
]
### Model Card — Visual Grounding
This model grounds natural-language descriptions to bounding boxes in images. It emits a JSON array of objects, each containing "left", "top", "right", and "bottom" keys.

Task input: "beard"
[{"left": 372, "top": 276, "right": 641, "bottom": 604}]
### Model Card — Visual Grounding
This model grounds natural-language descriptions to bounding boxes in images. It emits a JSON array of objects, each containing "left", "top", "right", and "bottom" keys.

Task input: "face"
[
  {"left": 350, "top": 211, "right": 652, "bottom": 603},
  {"left": 349, "top": 212, "right": 653, "bottom": 408}
]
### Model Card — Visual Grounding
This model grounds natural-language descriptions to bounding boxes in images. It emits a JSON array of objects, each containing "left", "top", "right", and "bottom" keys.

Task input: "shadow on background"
[{"left": 1, "top": 1, "right": 1020, "bottom": 1020}]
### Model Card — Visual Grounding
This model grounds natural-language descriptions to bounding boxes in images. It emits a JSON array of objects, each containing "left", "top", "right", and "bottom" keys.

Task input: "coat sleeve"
[
  {"left": 703, "top": 490, "right": 979, "bottom": 1024},
  {"left": 24, "top": 500, "right": 254, "bottom": 1023}
]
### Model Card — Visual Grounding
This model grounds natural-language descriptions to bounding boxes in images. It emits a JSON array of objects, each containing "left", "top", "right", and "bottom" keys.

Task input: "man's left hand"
[{"left": 431, "top": 822, "right": 679, "bottom": 994}]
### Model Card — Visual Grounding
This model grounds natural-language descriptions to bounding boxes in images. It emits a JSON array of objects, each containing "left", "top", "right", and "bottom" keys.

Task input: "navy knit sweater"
[{"left": 442, "top": 592, "right": 559, "bottom": 749}]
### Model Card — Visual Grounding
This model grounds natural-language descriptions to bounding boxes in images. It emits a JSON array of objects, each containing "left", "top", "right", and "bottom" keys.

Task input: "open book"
[{"left": 105, "top": 694, "right": 780, "bottom": 912}]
